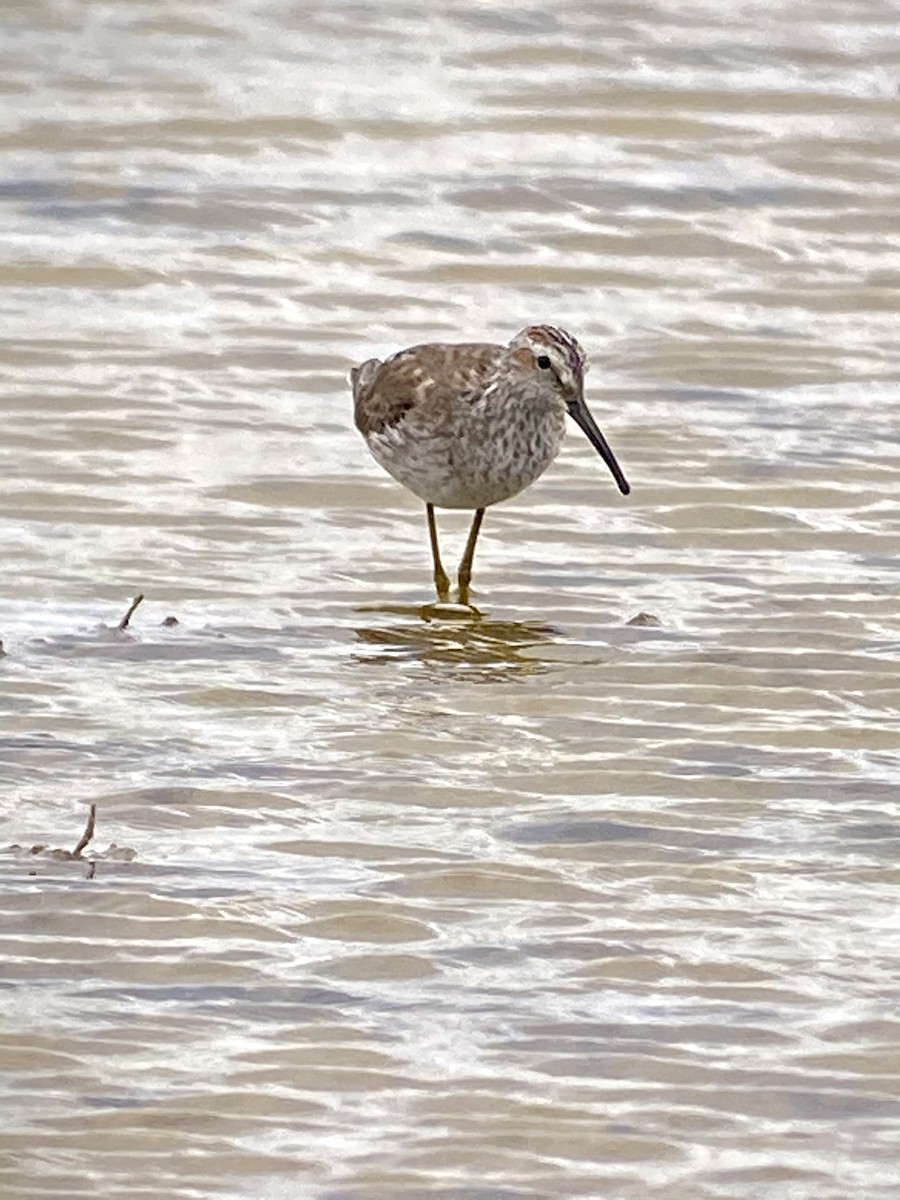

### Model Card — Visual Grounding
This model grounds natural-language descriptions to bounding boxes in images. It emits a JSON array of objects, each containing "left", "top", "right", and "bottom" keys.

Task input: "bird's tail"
[{"left": 350, "top": 358, "right": 382, "bottom": 400}]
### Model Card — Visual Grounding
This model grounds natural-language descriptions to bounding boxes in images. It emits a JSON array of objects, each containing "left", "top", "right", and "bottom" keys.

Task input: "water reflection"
[{"left": 353, "top": 603, "right": 558, "bottom": 680}]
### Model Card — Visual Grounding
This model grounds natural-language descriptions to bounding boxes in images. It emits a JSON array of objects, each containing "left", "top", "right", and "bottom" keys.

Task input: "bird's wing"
[{"left": 352, "top": 343, "right": 500, "bottom": 437}]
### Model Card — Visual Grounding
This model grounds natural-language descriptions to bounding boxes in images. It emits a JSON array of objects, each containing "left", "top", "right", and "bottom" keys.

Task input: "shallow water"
[{"left": 1, "top": 1, "right": 899, "bottom": 1197}]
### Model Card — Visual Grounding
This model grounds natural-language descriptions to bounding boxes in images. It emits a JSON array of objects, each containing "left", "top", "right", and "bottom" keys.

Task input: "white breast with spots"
[{"left": 367, "top": 400, "right": 567, "bottom": 510}]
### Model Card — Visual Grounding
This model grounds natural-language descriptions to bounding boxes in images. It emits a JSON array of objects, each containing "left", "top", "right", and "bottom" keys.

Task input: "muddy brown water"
[{"left": 1, "top": 2, "right": 899, "bottom": 1198}]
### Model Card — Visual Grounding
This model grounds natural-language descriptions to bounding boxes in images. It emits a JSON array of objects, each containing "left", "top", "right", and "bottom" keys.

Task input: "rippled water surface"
[{"left": 2, "top": 1, "right": 899, "bottom": 1197}]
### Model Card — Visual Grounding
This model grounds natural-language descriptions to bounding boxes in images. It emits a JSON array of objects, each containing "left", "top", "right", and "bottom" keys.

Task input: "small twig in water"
[
  {"left": 72, "top": 803, "right": 97, "bottom": 859},
  {"left": 118, "top": 594, "right": 144, "bottom": 630}
]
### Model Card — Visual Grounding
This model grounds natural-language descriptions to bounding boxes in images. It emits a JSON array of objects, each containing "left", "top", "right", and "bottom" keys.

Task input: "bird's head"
[
  {"left": 506, "top": 324, "right": 630, "bottom": 496},
  {"left": 507, "top": 324, "right": 586, "bottom": 402}
]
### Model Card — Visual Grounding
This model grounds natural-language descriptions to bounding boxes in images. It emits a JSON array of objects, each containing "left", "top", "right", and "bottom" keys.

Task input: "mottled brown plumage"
[
  {"left": 352, "top": 325, "right": 630, "bottom": 605},
  {"left": 352, "top": 343, "right": 500, "bottom": 437}
]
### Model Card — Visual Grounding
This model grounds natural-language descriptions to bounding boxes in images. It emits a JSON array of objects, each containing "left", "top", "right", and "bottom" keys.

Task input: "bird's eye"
[{"left": 536, "top": 354, "right": 552, "bottom": 369}]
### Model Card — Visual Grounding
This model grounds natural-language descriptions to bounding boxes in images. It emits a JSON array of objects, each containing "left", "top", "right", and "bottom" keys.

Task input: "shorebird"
[{"left": 351, "top": 324, "right": 630, "bottom": 605}]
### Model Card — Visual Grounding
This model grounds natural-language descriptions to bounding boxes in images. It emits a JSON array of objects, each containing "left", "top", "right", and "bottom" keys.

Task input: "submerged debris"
[
  {"left": 9, "top": 803, "right": 137, "bottom": 877},
  {"left": 117, "top": 593, "right": 145, "bottom": 630},
  {"left": 626, "top": 611, "right": 662, "bottom": 627}
]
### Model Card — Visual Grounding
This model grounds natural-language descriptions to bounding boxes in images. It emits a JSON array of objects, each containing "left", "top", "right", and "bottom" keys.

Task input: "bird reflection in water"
[{"left": 353, "top": 603, "right": 558, "bottom": 681}]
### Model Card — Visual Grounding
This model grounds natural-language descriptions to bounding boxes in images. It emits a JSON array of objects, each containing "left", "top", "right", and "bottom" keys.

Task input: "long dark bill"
[{"left": 567, "top": 397, "right": 631, "bottom": 495}]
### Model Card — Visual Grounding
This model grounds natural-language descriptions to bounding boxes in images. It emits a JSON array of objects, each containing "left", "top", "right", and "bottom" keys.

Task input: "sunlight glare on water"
[{"left": 1, "top": 1, "right": 899, "bottom": 1198}]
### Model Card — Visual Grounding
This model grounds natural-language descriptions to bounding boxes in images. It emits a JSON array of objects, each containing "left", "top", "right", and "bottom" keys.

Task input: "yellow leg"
[
  {"left": 426, "top": 503, "right": 450, "bottom": 602},
  {"left": 457, "top": 508, "right": 485, "bottom": 606}
]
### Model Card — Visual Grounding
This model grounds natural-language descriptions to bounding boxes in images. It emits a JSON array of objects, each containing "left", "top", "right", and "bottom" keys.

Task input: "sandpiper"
[{"left": 351, "top": 324, "right": 630, "bottom": 605}]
